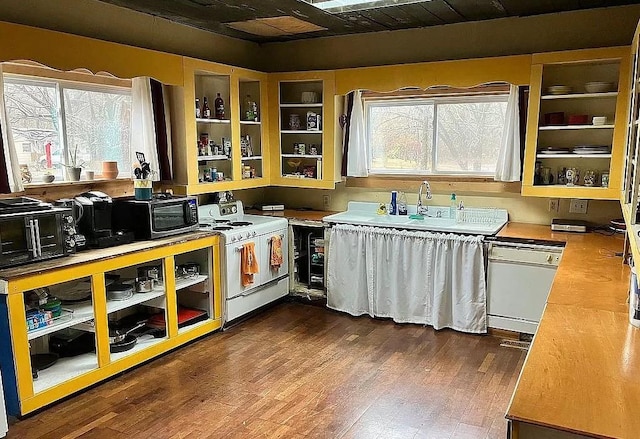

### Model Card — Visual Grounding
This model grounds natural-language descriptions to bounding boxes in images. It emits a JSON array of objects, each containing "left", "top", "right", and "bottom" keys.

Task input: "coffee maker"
[{"left": 74, "top": 191, "right": 134, "bottom": 248}]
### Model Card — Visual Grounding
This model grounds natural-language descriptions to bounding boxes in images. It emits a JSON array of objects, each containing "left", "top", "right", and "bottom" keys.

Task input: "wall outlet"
[
  {"left": 569, "top": 199, "right": 588, "bottom": 214},
  {"left": 323, "top": 194, "right": 331, "bottom": 210},
  {"left": 548, "top": 199, "right": 559, "bottom": 212}
]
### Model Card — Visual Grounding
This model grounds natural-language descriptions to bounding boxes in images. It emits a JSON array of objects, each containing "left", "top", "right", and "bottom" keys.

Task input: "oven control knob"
[
  {"left": 252, "top": 231, "right": 257, "bottom": 237},
  {"left": 232, "top": 206, "right": 237, "bottom": 214},
  {"left": 64, "top": 215, "right": 74, "bottom": 224},
  {"left": 231, "top": 236, "right": 237, "bottom": 242},
  {"left": 65, "top": 237, "right": 76, "bottom": 249}
]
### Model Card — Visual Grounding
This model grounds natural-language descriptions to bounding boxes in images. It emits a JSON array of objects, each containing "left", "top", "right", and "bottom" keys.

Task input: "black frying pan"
[{"left": 110, "top": 334, "right": 137, "bottom": 353}]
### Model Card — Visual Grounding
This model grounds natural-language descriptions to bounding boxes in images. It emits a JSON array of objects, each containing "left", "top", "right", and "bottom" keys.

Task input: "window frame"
[
  {"left": 3, "top": 72, "right": 132, "bottom": 184},
  {"left": 363, "top": 92, "right": 509, "bottom": 177}
]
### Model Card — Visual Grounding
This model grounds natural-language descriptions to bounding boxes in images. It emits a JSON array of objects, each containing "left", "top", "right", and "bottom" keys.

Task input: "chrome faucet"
[{"left": 417, "top": 180, "right": 432, "bottom": 216}]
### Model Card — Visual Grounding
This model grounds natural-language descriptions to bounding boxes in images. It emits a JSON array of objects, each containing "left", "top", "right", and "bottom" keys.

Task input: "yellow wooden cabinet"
[
  {"left": 169, "top": 58, "right": 270, "bottom": 195},
  {"left": 522, "top": 47, "right": 631, "bottom": 199},
  {"left": 268, "top": 71, "right": 340, "bottom": 189},
  {"left": 0, "top": 234, "right": 221, "bottom": 416}
]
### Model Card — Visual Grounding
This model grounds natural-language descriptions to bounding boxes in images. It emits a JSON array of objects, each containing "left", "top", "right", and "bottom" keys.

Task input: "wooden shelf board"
[
  {"left": 280, "top": 130, "right": 323, "bottom": 134},
  {"left": 241, "top": 156, "right": 262, "bottom": 160},
  {"left": 280, "top": 103, "right": 323, "bottom": 108},
  {"left": 175, "top": 275, "right": 208, "bottom": 291},
  {"left": 282, "top": 154, "right": 323, "bottom": 159},
  {"left": 541, "top": 92, "right": 618, "bottom": 100},
  {"left": 196, "top": 118, "right": 230, "bottom": 124},
  {"left": 33, "top": 353, "right": 98, "bottom": 395},
  {"left": 539, "top": 124, "right": 615, "bottom": 131},
  {"left": 536, "top": 154, "right": 612, "bottom": 159},
  {"left": 110, "top": 334, "right": 167, "bottom": 363},
  {"left": 27, "top": 304, "right": 94, "bottom": 341},
  {"left": 177, "top": 318, "right": 212, "bottom": 336},
  {"left": 197, "top": 155, "right": 230, "bottom": 162},
  {"left": 239, "top": 120, "right": 261, "bottom": 125},
  {"left": 106, "top": 290, "right": 166, "bottom": 315}
]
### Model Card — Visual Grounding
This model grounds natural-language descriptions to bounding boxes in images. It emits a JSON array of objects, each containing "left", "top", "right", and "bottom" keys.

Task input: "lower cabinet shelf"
[
  {"left": 33, "top": 353, "right": 98, "bottom": 395},
  {"left": 0, "top": 234, "right": 222, "bottom": 416}
]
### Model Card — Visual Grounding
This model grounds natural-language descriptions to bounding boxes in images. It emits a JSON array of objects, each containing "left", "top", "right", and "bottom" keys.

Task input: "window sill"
[
  {"left": 345, "top": 175, "right": 521, "bottom": 194},
  {"left": 3, "top": 178, "right": 135, "bottom": 203}
]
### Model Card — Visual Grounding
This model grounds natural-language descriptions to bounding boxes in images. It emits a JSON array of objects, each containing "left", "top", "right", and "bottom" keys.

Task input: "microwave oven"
[
  {"left": 112, "top": 195, "right": 199, "bottom": 240},
  {"left": 0, "top": 207, "right": 76, "bottom": 269}
]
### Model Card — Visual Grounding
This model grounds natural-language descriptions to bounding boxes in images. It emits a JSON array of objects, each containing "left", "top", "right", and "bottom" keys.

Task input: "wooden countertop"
[
  {"left": 499, "top": 223, "right": 638, "bottom": 438},
  {"left": 0, "top": 231, "right": 215, "bottom": 283}
]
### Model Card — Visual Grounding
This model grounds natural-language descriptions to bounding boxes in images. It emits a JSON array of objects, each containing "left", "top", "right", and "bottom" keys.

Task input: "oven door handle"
[
  {"left": 28, "top": 219, "right": 38, "bottom": 258},
  {"left": 33, "top": 218, "right": 42, "bottom": 257},
  {"left": 238, "top": 278, "right": 283, "bottom": 297}
]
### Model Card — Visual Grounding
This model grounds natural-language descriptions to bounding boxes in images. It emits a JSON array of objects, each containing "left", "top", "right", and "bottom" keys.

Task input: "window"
[
  {"left": 365, "top": 93, "right": 508, "bottom": 176},
  {"left": 3, "top": 75, "right": 131, "bottom": 183}
]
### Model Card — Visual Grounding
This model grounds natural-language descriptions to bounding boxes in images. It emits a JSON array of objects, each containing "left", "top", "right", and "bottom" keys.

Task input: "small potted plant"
[{"left": 63, "top": 144, "right": 84, "bottom": 182}]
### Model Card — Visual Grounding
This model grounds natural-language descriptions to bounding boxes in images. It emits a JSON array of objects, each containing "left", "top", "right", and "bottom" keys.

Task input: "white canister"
[{"left": 630, "top": 266, "right": 640, "bottom": 328}]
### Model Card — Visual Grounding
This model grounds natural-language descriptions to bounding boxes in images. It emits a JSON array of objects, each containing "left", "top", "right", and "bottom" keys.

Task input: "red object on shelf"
[
  {"left": 146, "top": 307, "right": 207, "bottom": 329},
  {"left": 568, "top": 114, "right": 589, "bottom": 125},
  {"left": 543, "top": 112, "right": 564, "bottom": 126},
  {"left": 45, "top": 142, "right": 52, "bottom": 169}
]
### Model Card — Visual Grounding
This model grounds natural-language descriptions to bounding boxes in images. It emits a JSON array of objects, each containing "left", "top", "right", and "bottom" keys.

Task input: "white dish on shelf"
[
  {"left": 547, "top": 85, "right": 572, "bottom": 95},
  {"left": 592, "top": 116, "right": 607, "bottom": 125},
  {"left": 585, "top": 82, "right": 614, "bottom": 93}
]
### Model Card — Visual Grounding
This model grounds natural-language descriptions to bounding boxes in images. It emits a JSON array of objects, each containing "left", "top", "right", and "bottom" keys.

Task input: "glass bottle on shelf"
[
  {"left": 243, "top": 94, "right": 258, "bottom": 122},
  {"left": 215, "top": 93, "right": 225, "bottom": 120},
  {"left": 195, "top": 98, "right": 201, "bottom": 119},
  {"left": 202, "top": 97, "right": 211, "bottom": 119}
]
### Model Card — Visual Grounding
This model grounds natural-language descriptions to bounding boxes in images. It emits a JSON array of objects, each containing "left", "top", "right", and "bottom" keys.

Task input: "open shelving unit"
[
  {"left": 521, "top": 47, "right": 631, "bottom": 199},
  {"left": 0, "top": 235, "right": 222, "bottom": 416}
]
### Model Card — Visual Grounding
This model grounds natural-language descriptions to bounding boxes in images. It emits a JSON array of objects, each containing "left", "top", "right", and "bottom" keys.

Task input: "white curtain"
[
  {"left": 0, "top": 66, "right": 24, "bottom": 192},
  {"left": 327, "top": 224, "right": 487, "bottom": 334},
  {"left": 346, "top": 90, "right": 368, "bottom": 177},
  {"left": 494, "top": 84, "right": 521, "bottom": 182},
  {"left": 131, "top": 77, "right": 159, "bottom": 181}
]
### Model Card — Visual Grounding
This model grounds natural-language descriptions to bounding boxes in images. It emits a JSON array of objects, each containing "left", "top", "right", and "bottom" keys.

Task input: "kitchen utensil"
[
  {"left": 138, "top": 265, "right": 161, "bottom": 283},
  {"left": 110, "top": 334, "right": 137, "bottom": 353},
  {"left": 108, "top": 321, "right": 147, "bottom": 344},
  {"left": 135, "top": 277, "right": 154, "bottom": 293},
  {"left": 106, "top": 283, "right": 134, "bottom": 301},
  {"left": 585, "top": 81, "right": 613, "bottom": 93},
  {"left": 176, "top": 262, "right": 200, "bottom": 278}
]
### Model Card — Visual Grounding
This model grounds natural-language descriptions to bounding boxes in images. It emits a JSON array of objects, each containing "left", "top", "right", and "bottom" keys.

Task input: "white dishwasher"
[{"left": 486, "top": 239, "right": 564, "bottom": 334}]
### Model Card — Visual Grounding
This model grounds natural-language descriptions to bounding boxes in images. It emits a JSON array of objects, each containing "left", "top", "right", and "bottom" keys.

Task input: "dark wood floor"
[{"left": 8, "top": 302, "right": 525, "bottom": 439}]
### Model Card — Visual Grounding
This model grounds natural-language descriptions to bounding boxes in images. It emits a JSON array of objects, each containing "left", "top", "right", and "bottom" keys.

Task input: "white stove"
[{"left": 198, "top": 201, "right": 289, "bottom": 324}]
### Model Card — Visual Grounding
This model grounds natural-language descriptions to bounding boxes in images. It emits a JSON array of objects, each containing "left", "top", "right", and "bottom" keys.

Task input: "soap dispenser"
[{"left": 398, "top": 192, "right": 408, "bottom": 215}]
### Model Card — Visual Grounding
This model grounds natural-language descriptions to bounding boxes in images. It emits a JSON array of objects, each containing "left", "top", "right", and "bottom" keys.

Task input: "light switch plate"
[
  {"left": 569, "top": 199, "right": 588, "bottom": 214},
  {"left": 323, "top": 194, "right": 331, "bottom": 210}
]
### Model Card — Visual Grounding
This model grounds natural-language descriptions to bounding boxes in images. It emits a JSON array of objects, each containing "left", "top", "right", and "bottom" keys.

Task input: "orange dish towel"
[
  {"left": 241, "top": 242, "right": 259, "bottom": 287},
  {"left": 270, "top": 235, "right": 283, "bottom": 269}
]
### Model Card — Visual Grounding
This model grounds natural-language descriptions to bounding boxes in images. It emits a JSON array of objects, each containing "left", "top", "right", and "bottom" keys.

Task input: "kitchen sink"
[{"left": 323, "top": 201, "right": 508, "bottom": 236}]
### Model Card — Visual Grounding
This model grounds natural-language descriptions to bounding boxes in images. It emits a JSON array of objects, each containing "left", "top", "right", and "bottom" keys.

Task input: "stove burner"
[
  {"left": 229, "top": 221, "right": 252, "bottom": 227},
  {"left": 211, "top": 226, "right": 233, "bottom": 231}
]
